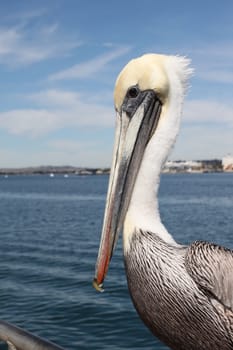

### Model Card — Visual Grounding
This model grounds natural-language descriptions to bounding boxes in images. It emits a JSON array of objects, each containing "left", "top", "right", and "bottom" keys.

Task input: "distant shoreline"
[
  {"left": 0, "top": 166, "right": 110, "bottom": 176},
  {"left": 0, "top": 159, "right": 232, "bottom": 175}
]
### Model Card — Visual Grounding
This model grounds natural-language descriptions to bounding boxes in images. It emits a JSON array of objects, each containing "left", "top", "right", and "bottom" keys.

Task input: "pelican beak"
[
  {"left": 0, "top": 320, "right": 64, "bottom": 350},
  {"left": 93, "top": 89, "right": 162, "bottom": 291}
]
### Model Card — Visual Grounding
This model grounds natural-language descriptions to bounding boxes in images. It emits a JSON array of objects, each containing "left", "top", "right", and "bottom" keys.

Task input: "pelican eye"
[
  {"left": 121, "top": 85, "right": 154, "bottom": 118},
  {"left": 122, "top": 85, "right": 147, "bottom": 118},
  {"left": 127, "top": 86, "right": 140, "bottom": 99}
]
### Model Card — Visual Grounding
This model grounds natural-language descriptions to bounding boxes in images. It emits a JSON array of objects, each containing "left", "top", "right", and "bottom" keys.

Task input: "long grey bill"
[{"left": 0, "top": 320, "right": 65, "bottom": 350}]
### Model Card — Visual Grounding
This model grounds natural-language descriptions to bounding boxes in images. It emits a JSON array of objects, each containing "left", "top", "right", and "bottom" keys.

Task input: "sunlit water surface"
[{"left": 0, "top": 173, "right": 232, "bottom": 349}]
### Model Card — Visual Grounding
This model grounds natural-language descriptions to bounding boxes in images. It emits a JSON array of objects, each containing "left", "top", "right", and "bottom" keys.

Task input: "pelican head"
[{"left": 93, "top": 53, "right": 192, "bottom": 290}]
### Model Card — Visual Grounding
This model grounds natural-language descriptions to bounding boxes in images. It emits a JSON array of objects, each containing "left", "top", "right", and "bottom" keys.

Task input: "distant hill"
[
  {"left": 0, "top": 166, "right": 110, "bottom": 175},
  {"left": 0, "top": 159, "right": 228, "bottom": 175}
]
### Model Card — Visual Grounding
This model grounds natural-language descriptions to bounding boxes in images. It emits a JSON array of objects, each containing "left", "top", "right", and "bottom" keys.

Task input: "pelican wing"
[
  {"left": 185, "top": 241, "right": 233, "bottom": 311},
  {"left": 0, "top": 320, "right": 65, "bottom": 350}
]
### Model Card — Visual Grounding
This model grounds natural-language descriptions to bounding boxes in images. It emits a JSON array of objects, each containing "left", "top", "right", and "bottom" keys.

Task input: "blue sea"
[{"left": 0, "top": 173, "right": 233, "bottom": 350}]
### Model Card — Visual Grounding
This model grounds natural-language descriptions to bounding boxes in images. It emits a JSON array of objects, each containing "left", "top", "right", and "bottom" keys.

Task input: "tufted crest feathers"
[{"left": 114, "top": 53, "right": 193, "bottom": 112}]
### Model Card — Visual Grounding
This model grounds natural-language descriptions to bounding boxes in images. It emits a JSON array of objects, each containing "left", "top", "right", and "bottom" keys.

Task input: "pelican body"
[{"left": 93, "top": 54, "right": 233, "bottom": 349}]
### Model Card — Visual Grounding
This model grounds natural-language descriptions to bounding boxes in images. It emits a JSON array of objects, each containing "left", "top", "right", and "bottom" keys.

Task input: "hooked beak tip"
[{"left": 92, "top": 278, "right": 105, "bottom": 293}]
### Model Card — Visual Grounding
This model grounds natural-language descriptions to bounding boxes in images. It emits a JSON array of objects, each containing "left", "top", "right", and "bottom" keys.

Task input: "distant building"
[
  {"left": 76, "top": 169, "right": 93, "bottom": 175},
  {"left": 163, "top": 160, "right": 203, "bottom": 173},
  {"left": 222, "top": 154, "right": 233, "bottom": 172}
]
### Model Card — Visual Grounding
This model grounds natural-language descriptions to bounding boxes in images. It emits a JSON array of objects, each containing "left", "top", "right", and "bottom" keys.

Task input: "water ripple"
[{"left": 0, "top": 174, "right": 232, "bottom": 349}]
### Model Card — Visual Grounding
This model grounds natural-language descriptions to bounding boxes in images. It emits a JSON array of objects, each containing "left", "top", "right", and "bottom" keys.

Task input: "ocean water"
[{"left": 0, "top": 173, "right": 232, "bottom": 350}]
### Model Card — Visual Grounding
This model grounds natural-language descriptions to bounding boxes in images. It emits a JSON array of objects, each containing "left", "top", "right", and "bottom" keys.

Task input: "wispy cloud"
[
  {"left": 2, "top": 89, "right": 232, "bottom": 138},
  {"left": 29, "top": 89, "right": 83, "bottom": 106},
  {"left": 49, "top": 139, "right": 88, "bottom": 153},
  {"left": 172, "top": 125, "right": 233, "bottom": 160},
  {"left": 0, "top": 21, "right": 80, "bottom": 67},
  {"left": 48, "top": 46, "right": 131, "bottom": 80},
  {"left": 4, "top": 8, "right": 48, "bottom": 22},
  {"left": 0, "top": 142, "right": 113, "bottom": 168},
  {"left": 197, "top": 69, "right": 233, "bottom": 84},
  {"left": 47, "top": 139, "right": 113, "bottom": 167},
  {"left": 0, "top": 109, "right": 59, "bottom": 136},
  {"left": 187, "top": 42, "right": 233, "bottom": 84},
  {"left": 0, "top": 28, "right": 21, "bottom": 56},
  {"left": 171, "top": 98, "right": 233, "bottom": 160},
  {"left": 184, "top": 99, "right": 233, "bottom": 126},
  {"left": 0, "top": 89, "right": 113, "bottom": 137}
]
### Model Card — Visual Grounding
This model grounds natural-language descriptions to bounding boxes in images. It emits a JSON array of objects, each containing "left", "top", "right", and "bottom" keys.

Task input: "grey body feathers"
[{"left": 125, "top": 231, "right": 233, "bottom": 350}]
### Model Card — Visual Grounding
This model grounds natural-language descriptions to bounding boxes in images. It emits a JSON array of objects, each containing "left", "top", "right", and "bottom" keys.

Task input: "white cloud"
[
  {"left": 0, "top": 109, "right": 59, "bottom": 136},
  {"left": 46, "top": 140, "right": 113, "bottom": 167},
  {"left": 187, "top": 42, "right": 233, "bottom": 84},
  {"left": 48, "top": 139, "right": 105, "bottom": 161},
  {"left": 0, "top": 28, "right": 21, "bottom": 55},
  {"left": 170, "top": 98, "right": 233, "bottom": 160},
  {"left": 39, "top": 149, "right": 111, "bottom": 167},
  {"left": 1, "top": 96, "right": 232, "bottom": 166},
  {"left": 0, "top": 140, "right": 113, "bottom": 168},
  {"left": 29, "top": 89, "right": 82, "bottom": 107},
  {"left": 172, "top": 125, "right": 233, "bottom": 160},
  {"left": 1, "top": 90, "right": 232, "bottom": 155},
  {"left": 152, "top": 42, "right": 233, "bottom": 84},
  {"left": 5, "top": 8, "right": 47, "bottom": 22},
  {"left": 0, "top": 89, "right": 114, "bottom": 137},
  {"left": 0, "top": 23, "right": 80, "bottom": 66},
  {"left": 184, "top": 100, "right": 233, "bottom": 126},
  {"left": 49, "top": 139, "right": 87, "bottom": 152},
  {"left": 197, "top": 69, "right": 233, "bottom": 84},
  {"left": 31, "top": 88, "right": 114, "bottom": 107},
  {"left": 48, "top": 46, "right": 131, "bottom": 80},
  {"left": 191, "top": 43, "right": 233, "bottom": 60}
]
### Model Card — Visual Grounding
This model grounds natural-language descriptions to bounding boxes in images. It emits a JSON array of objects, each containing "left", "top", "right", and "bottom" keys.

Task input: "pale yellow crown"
[{"left": 114, "top": 54, "right": 170, "bottom": 112}]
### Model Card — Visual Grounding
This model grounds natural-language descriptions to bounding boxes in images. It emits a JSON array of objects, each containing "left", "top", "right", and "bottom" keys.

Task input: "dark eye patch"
[
  {"left": 122, "top": 85, "right": 144, "bottom": 118},
  {"left": 121, "top": 86, "right": 160, "bottom": 120},
  {"left": 127, "top": 86, "right": 140, "bottom": 99}
]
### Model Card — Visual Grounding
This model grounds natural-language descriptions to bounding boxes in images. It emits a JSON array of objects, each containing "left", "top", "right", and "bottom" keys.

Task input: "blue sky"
[{"left": 0, "top": 0, "right": 233, "bottom": 167}]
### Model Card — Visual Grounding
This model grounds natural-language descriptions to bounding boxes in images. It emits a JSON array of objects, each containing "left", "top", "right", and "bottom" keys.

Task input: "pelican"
[
  {"left": 0, "top": 320, "right": 65, "bottom": 349},
  {"left": 93, "top": 54, "right": 233, "bottom": 349}
]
